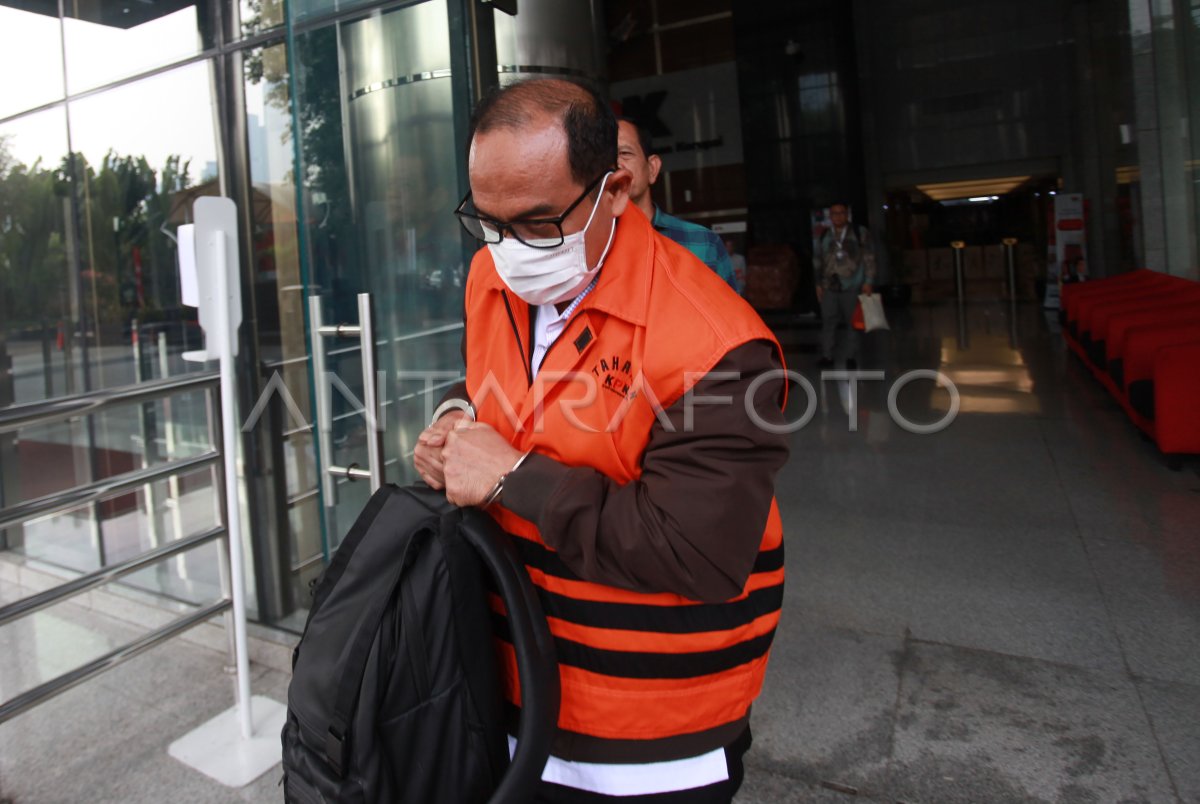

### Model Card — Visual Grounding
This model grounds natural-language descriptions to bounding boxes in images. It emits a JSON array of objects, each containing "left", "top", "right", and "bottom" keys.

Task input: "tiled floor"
[
  {"left": 2, "top": 301, "right": 1198, "bottom": 803},
  {"left": 741, "top": 301, "right": 1200, "bottom": 802},
  {"left": 0, "top": 593, "right": 292, "bottom": 803}
]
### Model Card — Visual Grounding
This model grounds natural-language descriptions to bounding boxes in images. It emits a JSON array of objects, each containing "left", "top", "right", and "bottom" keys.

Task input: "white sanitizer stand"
[{"left": 167, "top": 197, "right": 287, "bottom": 787}]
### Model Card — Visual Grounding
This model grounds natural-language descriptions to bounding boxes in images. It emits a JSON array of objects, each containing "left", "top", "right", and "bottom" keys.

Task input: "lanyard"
[{"left": 832, "top": 226, "right": 852, "bottom": 260}]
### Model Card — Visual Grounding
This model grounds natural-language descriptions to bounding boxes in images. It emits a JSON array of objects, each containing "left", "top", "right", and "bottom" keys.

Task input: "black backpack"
[{"left": 281, "top": 484, "right": 559, "bottom": 803}]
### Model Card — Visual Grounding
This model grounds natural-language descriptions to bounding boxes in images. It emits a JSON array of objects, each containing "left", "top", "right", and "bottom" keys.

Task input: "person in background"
[
  {"left": 814, "top": 201, "right": 875, "bottom": 369},
  {"left": 415, "top": 78, "right": 790, "bottom": 803},
  {"left": 616, "top": 116, "right": 739, "bottom": 292},
  {"left": 724, "top": 236, "right": 747, "bottom": 296}
]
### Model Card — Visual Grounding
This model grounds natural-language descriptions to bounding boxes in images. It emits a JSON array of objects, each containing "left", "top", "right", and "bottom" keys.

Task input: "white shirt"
[
  {"left": 509, "top": 736, "right": 728, "bottom": 796},
  {"left": 530, "top": 276, "right": 599, "bottom": 377},
  {"left": 531, "top": 302, "right": 572, "bottom": 377}
]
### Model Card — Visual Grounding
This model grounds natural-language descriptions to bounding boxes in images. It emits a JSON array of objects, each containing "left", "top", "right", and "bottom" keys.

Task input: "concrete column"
[
  {"left": 1151, "top": 0, "right": 1198, "bottom": 278},
  {"left": 1129, "top": 0, "right": 1197, "bottom": 277},
  {"left": 1071, "top": 0, "right": 1125, "bottom": 279},
  {"left": 852, "top": 0, "right": 890, "bottom": 282}
]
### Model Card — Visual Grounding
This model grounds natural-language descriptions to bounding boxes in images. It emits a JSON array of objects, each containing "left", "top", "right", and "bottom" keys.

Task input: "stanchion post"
[
  {"left": 41, "top": 320, "right": 53, "bottom": 398},
  {"left": 951, "top": 240, "right": 968, "bottom": 350},
  {"left": 951, "top": 240, "right": 966, "bottom": 304},
  {"left": 1002, "top": 237, "right": 1019, "bottom": 348},
  {"left": 1002, "top": 237, "right": 1018, "bottom": 302}
]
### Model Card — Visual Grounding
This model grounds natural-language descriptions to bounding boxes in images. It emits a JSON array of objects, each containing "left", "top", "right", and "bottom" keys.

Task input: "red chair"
[
  {"left": 1062, "top": 269, "right": 1160, "bottom": 329},
  {"left": 1070, "top": 275, "right": 1185, "bottom": 341},
  {"left": 1154, "top": 342, "right": 1200, "bottom": 466},
  {"left": 1105, "top": 303, "right": 1200, "bottom": 389},
  {"left": 1120, "top": 322, "right": 1200, "bottom": 442},
  {"left": 1063, "top": 270, "right": 1200, "bottom": 469},
  {"left": 1085, "top": 290, "right": 1200, "bottom": 371}
]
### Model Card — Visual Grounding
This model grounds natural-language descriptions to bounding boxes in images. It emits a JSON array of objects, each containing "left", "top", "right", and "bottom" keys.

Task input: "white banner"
[{"left": 1046, "top": 193, "right": 1087, "bottom": 309}]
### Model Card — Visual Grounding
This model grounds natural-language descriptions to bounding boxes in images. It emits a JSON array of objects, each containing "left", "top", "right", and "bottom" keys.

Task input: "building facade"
[{"left": 1, "top": 0, "right": 1198, "bottom": 633}]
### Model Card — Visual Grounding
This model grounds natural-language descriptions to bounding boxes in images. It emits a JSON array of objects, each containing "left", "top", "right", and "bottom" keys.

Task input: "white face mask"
[{"left": 488, "top": 172, "right": 617, "bottom": 306}]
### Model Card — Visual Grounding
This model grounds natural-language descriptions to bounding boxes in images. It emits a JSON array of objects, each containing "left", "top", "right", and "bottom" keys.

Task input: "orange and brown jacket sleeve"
[{"left": 500, "top": 339, "right": 789, "bottom": 604}]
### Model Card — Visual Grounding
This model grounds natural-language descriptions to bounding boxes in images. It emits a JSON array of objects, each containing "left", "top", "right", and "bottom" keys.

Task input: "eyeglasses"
[{"left": 454, "top": 172, "right": 609, "bottom": 249}]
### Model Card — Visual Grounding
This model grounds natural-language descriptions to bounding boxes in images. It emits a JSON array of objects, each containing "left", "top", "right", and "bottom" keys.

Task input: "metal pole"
[
  {"left": 41, "top": 320, "right": 53, "bottom": 398},
  {"left": 308, "top": 296, "right": 337, "bottom": 518},
  {"left": 159, "top": 331, "right": 187, "bottom": 578},
  {"left": 133, "top": 320, "right": 162, "bottom": 554},
  {"left": 1003, "top": 237, "right": 1019, "bottom": 349},
  {"left": 951, "top": 240, "right": 966, "bottom": 304},
  {"left": 357, "top": 293, "right": 384, "bottom": 492},
  {"left": 214, "top": 229, "right": 254, "bottom": 740},
  {"left": 207, "top": 385, "right": 238, "bottom": 677},
  {"left": 1002, "top": 238, "right": 1018, "bottom": 302},
  {"left": 951, "top": 240, "right": 968, "bottom": 350}
]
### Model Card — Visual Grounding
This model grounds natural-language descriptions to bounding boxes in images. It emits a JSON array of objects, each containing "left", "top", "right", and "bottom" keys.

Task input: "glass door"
[{"left": 286, "top": 0, "right": 476, "bottom": 567}]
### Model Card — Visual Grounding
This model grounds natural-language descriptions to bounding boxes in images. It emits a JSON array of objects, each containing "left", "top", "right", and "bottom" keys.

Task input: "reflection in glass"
[
  {"left": 1, "top": 105, "right": 73, "bottom": 556},
  {"left": 288, "top": 0, "right": 377, "bottom": 25},
  {"left": 1, "top": 62, "right": 224, "bottom": 608},
  {"left": 1184, "top": 4, "right": 1200, "bottom": 264},
  {"left": 239, "top": 0, "right": 285, "bottom": 38},
  {"left": 0, "top": 106, "right": 72, "bottom": 403},
  {"left": 9, "top": 386, "right": 216, "bottom": 575},
  {"left": 67, "top": 62, "right": 219, "bottom": 393},
  {"left": 244, "top": 41, "right": 322, "bottom": 617},
  {"left": 0, "top": 6, "right": 64, "bottom": 119},
  {"left": 291, "top": 2, "right": 467, "bottom": 555},
  {"left": 62, "top": 1, "right": 215, "bottom": 95},
  {"left": 16, "top": 463, "right": 223, "bottom": 606}
]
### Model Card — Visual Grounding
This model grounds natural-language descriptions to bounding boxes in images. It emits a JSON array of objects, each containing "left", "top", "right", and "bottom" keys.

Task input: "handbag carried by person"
[{"left": 857, "top": 293, "right": 890, "bottom": 332}]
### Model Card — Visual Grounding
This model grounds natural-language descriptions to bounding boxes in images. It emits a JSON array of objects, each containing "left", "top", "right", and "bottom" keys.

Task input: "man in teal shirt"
[{"left": 616, "top": 118, "right": 739, "bottom": 292}]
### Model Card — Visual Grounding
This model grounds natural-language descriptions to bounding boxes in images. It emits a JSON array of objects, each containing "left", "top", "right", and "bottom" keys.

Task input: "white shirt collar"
[{"left": 530, "top": 276, "right": 599, "bottom": 377}]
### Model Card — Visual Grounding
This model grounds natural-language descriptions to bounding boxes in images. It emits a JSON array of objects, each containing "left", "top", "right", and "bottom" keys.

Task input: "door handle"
[{"left": 308, "top": 293, "right": 386, "bottom": 501}]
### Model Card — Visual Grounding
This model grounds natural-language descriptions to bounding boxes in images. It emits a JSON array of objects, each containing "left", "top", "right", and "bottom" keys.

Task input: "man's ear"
[
  {"left": 647, "top": 154, "right": 662, "bottom": 187},
  {"left": 606, "top": 168, "right": 633, "bottom": 217}
]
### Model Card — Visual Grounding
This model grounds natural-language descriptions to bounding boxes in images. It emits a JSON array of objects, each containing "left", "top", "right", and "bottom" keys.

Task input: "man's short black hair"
[
  {"left": 469, "top": 78, "right": 616, "bottom": 187},
  {"left": 828, "top": 200, "right": 851, "bottom": 212},
  {"left": 616, "top": 116, "right": 655, "bottom": 160}
]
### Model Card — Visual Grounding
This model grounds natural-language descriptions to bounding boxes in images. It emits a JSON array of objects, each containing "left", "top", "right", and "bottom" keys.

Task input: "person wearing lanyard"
[
  {"left": 815, "top": 201, "right": 876, "bottom": 369},
  {"left": 413, "top": 77, "right": 790, "bottom": 802}
]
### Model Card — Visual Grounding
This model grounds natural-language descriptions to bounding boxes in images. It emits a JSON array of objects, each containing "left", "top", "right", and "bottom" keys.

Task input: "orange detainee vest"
[{"left": 464, "top": 207, "right": 785, "bottom": 744}]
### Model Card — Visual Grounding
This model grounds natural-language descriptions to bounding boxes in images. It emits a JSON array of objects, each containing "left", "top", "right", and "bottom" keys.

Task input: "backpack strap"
[{"left": 458, "top": 508, "right": 560, "bottom": 804}]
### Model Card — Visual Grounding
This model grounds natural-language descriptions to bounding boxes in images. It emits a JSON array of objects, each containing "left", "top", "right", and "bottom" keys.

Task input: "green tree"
[
  {"left": 0, "top": 135, "right": 68, "bottom": 332},
  {"left": 0, "top": 135, "right": 198, "bottom": 337}
]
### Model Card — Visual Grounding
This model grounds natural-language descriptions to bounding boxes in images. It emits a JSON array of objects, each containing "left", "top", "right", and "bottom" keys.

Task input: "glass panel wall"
[
  {"left": 62, "top": 1, "right": 216, "bottom": 94},
  {"left": 288, "top": 0, "right": 379, "bottom": 26},
  {"left": 1126, "top": 0, "right": 1200, "bottom": 279},
  {"left": 0, "top": 5, "right": 63, "bottom": 119},
  {"left": 0, "top": 105, "right": 72, "bottom": 406},
  {"left": 66, "top": 61, "right": 220, "bottom": 392},
  {"left": 289, "top": 0, "right": 467, "bottom": 558},
  {"left": 0, "top": 8, "right": 226, "bottom": 610},
  {"left": 1183, "top": 0, "right": 1200, "bottom": 270},
  {"left": 243, "top": 39, "right": 323, "bottom": 623},
  {"left": 1, "top": 99, "right": 74, "bottom": 558},
  {"left": 239, "top": 0, "right": 286, "bottom": 38},
  {"left": 3, "top": 0, "right": 481, "bottom": 631}
]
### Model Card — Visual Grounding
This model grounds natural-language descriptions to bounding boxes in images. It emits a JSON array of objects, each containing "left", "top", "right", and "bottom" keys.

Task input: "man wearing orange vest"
[{"left": 413, "top": 77, "right": 790, "bottom": 803}]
